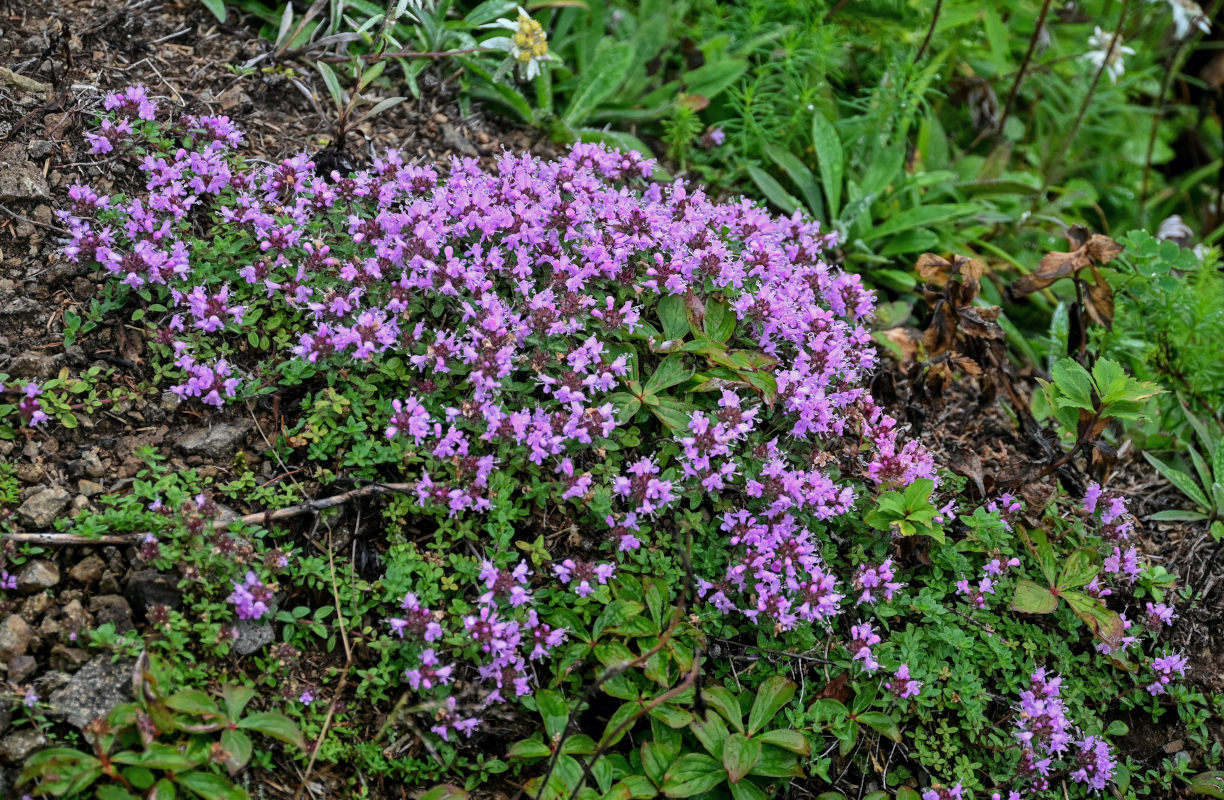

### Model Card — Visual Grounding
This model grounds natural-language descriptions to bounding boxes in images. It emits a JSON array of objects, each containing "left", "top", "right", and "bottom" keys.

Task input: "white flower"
[
  {"left": 483, "top": 6, "right": 559, "bottom": 81},
  {"left": 1150, "top": 0, "right": 1211, "bottom": 39},
  {"left": 1083, "top": 27, "right": 1136, "bottom": 84}
]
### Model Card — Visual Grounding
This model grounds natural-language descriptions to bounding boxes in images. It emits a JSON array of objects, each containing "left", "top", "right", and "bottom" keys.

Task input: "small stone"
[
  {"left": 16, "top": 559, "right": 60, "bottom": 594},
  {"left": 126, "top": 570, "right": 182, "bottom": 616},
  {"left": 49, "top": 655, "right": 135, "bottom": 730},
  {"left": 0, "top": 728, "right": 47, "bottom": 764},
  {"left": 69, "top": 555, "right": 105, "bottom": 584},
  {"left": 176, "top": 423, "right": 249, "bottom": 458},
  {"left": 16, "top": 487, "right": 71, "bottom": 528},
  {"left": 8, "top": 351, "right": 56, "bottom": 379},
  {"left": 15, "top": 463, "right": 44, "bottom": 483},
  {"left": 78, "top": 450, "right": 106, "bottom": 479},
  {"left": 0, "top": 615, "right": 32, "bottom": 661},
  {"left": 160, "top": 391, "right": 182, "bottom": 412},
  {"left": 7, "top": 654, "right": 36, "bottom": 683},
  {"left": 89, "top": 595, "right": 134, "bottom": 633},
  {"left": 234, "top": 619, "right": 275, "bottom": 655},
  {"left": 18, "top": 592, "right": 52, "bottom": 624},
  {"left": 0, "top": 144, "right": 49, "bottom": 201},
  {"left": 77, "top": 479, "right": 104, "bottom": 498},
  {"left": 50, "top": 644, "right": 91, "bottom": 671},
  {"left": 62, "top": 598, "right": 90, "bottom": 632},
  {"left": 26, "top": 139, "right": 52, "bottom": 159},
  {"left": 70, "top": 495, "right": 90, "bottom": 512}
]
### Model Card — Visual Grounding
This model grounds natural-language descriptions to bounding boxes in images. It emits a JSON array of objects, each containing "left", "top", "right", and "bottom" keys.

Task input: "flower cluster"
[
  {"left": 228, "top": 571, "right": 273, "bottom": 620},
  {"left": 1014, "top": 669, "right": 1117, "bottom": 792}
]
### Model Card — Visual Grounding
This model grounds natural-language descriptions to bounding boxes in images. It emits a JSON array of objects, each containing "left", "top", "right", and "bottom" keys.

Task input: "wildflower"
[
  {"left": 1150, "top": 0, "right": 1211, "bottom": 39},
  {"left": 1069, "top": 735, "right": 1116, "bottom": 791},
  {"left": 554, "top": 558, "right": 615, "bottom": 597},
  {"left": 854, "top": 558, "right": 903, "bottom": 604},
  {"left": 1145, "top": 601, "right": 1177, "bottom": 628},
  {"left": 886, "top": 664, "right": 922, "bottom": 699},
  {"left": 922, "top": 784, "right": 964, "bottom": 800},
  {"left": 430, "top": 697, "right": 480, "bottom": 742},
  {"left": 484, "top": 7, "right": 559, "bottom": 80},
  {"left": 1148, "top": 651, "right": 1189, "bottom": 695},
  {"left": 18, "top": 383, "right": 48, "bottom": 428},
  {"left": 228, "top": 571, "right": 273, "bottom": 620},
  {"left": 23, "top": 689, "right": 38, "bottom": 708},
  {"left": 1082, "top": 27, "right": 1135, "bottom": 84},
  {"left": 848, "top": 622, "right": 881, "bottom": 672},
  {"left": 299, "top": 690, "right": 314, "bottom": 705},
  {"left": 701, "top": 127, "right": 726, "bottom": 148}
]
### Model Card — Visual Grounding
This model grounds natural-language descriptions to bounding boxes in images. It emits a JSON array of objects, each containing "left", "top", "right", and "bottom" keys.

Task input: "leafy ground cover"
[{"left": 0, "top": 1, "right": 1222, "bottom": 800}]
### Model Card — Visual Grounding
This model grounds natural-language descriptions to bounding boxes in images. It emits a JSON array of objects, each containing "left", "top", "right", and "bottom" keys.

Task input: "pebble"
[
  {"left": 16, "top": 559, "right": 60, "bottom": 594},
  {"left": 69, "top": 555, "right": 105, "bottom": 584},
  {"left": 16, "top": 486, "right": 70, "bottom": 528},
  {"left": 0, "top": 614, "right": 33, "bottom": 661},
  {"left": 0, "top": 729, "right": 47, "bottom": 764}
]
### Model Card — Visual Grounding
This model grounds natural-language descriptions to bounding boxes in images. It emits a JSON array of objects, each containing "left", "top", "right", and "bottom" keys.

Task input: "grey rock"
[
  {"left": 16, "top": 486, "right": 71, "bottom": 528},
  {"left": 48, "top": 656, "right": 134, "bottom": 729},
  {"left": 0, "top": 297, "right": 38, "bottom": 317},
  {"left": 0, "top": 615, "right": 32, "bottom": 661},
  {"left": 7, "top": 654, "right": 36, "bottom": 683},
  {"left": 16, "top": 559, "right": 60, "bottom": 594},
  {"left": 176, "top": 423, "right": 249, "bottom": 458},
  {"left": 88, "top": 595, "right": 134, "bottom": 634},
  {"left": 0, "top": 145, "right": 49, "bottom": 201},
  {"left": 18, "top": 592, "right": 51, "bottom": 624},
  {"left": 0, "top": 728, "right": 46, "bottom": 764},
  {"left": 126, "top": 570, "right": 182, "bottom": 616},
  {"left": 233, "top": 619, "right": 275, "bottom": 655},
  {"left": 8, "top": 351, "right": 57, "bottom": 379},
  {"left": 27, "top": 139, "right": 53, "bottom": 159},
  {"left": 49, "top": 644, "right": 91, "bottom": 671},
  {"left": 69, "top": 555, "right": 105, "bottom": 584},
  {"left": 75, "top": 450, "right": 106, "bottom": 479},
  {"left": 78, "top": 479, "right": 105, "bottom": 498}
]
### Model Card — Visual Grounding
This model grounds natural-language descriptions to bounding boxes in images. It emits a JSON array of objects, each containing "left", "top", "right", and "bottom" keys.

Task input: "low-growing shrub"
[{"left": 11, "top": 88, "right": 1196, "bottom": 798}]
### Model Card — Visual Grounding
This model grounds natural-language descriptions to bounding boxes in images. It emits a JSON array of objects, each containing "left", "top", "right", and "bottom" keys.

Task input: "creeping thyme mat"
[{"left": 0, "top": 87, "right": 1197, "bottom": 800}]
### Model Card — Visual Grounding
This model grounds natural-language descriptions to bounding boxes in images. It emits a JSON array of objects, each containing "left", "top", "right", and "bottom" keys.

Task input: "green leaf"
[
  {"left": 1144, "top": 453, "right": 1211, "bottom": 510},
  {"left": 703, "top": 687, "right": 744, "bottom": 734},
  {"left": 811, "top": 112, "right": 844, "bottom": 218},
  {"left": 750, "top": 745, "right": 805, "bottom": 778},
  {"left": 236, "top": 712, "right": 307, "bottom": 749},
  {"left": 690, "top": 711, "right": 731, "bottom": 760},
  {"left": 458, "top": 57, "right": 533, "bottom": 123},
  {"left": 756, "top": 729, "right": 810, "bottom": 755},
  {"left": 1056, "top": 548, "right": 1100, "bottom": 592},
  {"left": 123, "top": 766, "right": 156, "bottom": 790},
  {"left": 1064, "top": 590, "right": 1125, "bottom": 650},
  {"left": 166, "top": 689, "right": 222, "bottom": 719},
  {"left": 723, "top": 733, "right": 763, "bottom": 784},
  {"left": 98, "top": 786, "right": 142, "bottom": 800},
  {"left": 746, "top": 165, "right": 801, "bottom": 215},
  {"left": 614, "top": 775, "right": 661, "bottom": 799},
  {"left": 641, "top": 741, "right": 677, "bottom": 786},
  {"left": 682, "top": 59, "right": 748, "bottom": 101},
  {"left": 657, "top": 294, "right": 690, "bottom": 341},
  {"left": 643, "top": 355, "right": 694, "bottom": 395},
  {"left": 534, "top": 689, "right": 571, "bottom": 740},
  {"left": 1188, "top": 771, "right": 1224, "bottom": 798},
  {"left": 729, "top": 780, "right": 768, "bottom": 800},
  {"left": 593, "top": 600, "right": 644, "bottom": 641},
  {"left": 865, "top": 204, "right": 978, "bottom": 243},
  {"left": 463, "top": 0, "right": 517, "bottom": 26},
  {"left": 649, "top": 397, "right": 697, "bottom": 433},
  {"left": 314, "top": 61, "right": 345, "bottom": 109},
  {"left": 1051, "top": 358, "right": 1096, "bottom": 412},
  {"left": 767, "top": 146, "right": 823, "bottom": 220},
  {"left": 221, "top": 685, "right": 256, "bottom": 720},
  {"left": 563, "top": 40, "right": 634, "bottom": 127},
  {"left": 1011, "top": 579, "right": 1059, "bottom": 614},
  {"left": 220, "top": 729, "right": 253, "bottom": 775},
  {"left": 200, "top": 0, "right": 227, "bottom": 23},
  {"left": 856, "top": 711, "right": 901, "bottom": 743},
  {"left": 703, "top": 297, "right": 736, "bottom": 343},
  {"left": 149, "top": 778, "right": 177, "bottom": 800},
  {"left": 661, "top": 753, "right": 727, "bottom": 798},
  {"left": 173, "top": 771, "right": 245, "bottom": 800},
  {"left": 507, "top": 738, "right": 552, "bottom": 760},
  {"left": 747, "top": 676, "right": 795, "bottom": 735}
]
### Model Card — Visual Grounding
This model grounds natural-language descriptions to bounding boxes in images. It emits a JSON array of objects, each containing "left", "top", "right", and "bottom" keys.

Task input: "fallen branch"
[{"left": 1, "top": 481, "right": 417, "bottom": 546}]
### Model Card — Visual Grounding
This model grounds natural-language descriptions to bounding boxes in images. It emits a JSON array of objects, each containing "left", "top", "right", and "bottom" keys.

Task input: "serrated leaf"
[{"left": 1051, "top": 358, "right": 1095, "bottom": 412}]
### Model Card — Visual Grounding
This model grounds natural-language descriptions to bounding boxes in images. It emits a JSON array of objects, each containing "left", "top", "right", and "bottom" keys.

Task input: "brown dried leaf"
[
  {"left": 949, "top": 450, "right": 985, "bottom": 498},
  {"left": 1010, "top": 228, "right": 1122, "bottom": 298},
  {"left": 916, "top": 253, "right": 953, "bottom": 285},
  {"left": 1083, "top": 273, "right": 1115, "bottom": 330},
  {"left": 923, "top": 304, "right": 958, "bottom": 356},
  {"left": 1019, "top": 481, "right": 1055, "bottom": 511},
  {"left": 1086, "top": 234, "right": 1123, "bottom": 265},
  {"left": 951, "top": 355, "right": 983, "bottom": 377},
  {"left": 882, "top": 326, "right": 922, "bottom": 363}
]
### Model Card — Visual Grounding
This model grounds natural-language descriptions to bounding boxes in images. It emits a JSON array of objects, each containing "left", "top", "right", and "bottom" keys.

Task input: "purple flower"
[
  {"left": 848, "top": 622, "right": 881, "bottom": 672},
  {"left": 1148, "top": 651, "right": 1189, "bottom": 695},
  {"left": 1069, "top": 735, "right": 1116, "bottom": 791},
  {"left": 886, "top": 664, "right": 922, "bottom": 699},
  {"left": 1145, "top": 601, "right": 1176, "bottom": 628},
  {"left": 228, "top": 571, "right": 272, "bottom": 620},
  {"left": 299, "top": 690, "right": 314, "bottom": 705},
  {"left": 922, "top": 784, "right": 963, "bottom": 800},
  {"left": 23, "top": 689, "right": 38, "bottom": 708},
  {"left": 554, "top": 558, "right": 615, "bottom": 597}
]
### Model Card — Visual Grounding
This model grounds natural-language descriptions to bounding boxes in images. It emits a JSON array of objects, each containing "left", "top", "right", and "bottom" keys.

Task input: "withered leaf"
[
  {"left": 923, "top": 303, "right": 958, "bottom": 356},
  {"left": 949, "top": 449, "right": 985, "bottom": 498},
  {"left": 1009, "top": 227, "right": 1123, "bottom": 298},
  {"left": 951, "top": 354, "right": 983, "bottom": 377},
  {"left": 1083, "top": 266, "right": 1115, "bottom": 330}
]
